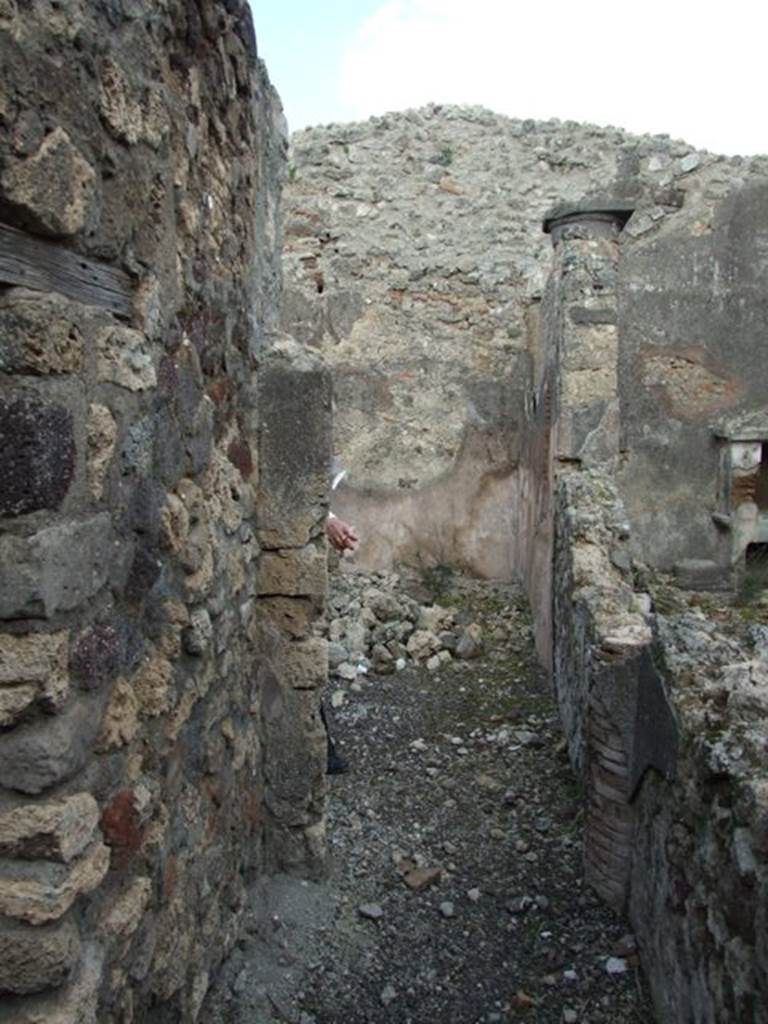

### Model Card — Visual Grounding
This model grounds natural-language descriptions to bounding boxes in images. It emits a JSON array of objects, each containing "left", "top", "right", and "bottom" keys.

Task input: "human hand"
[{"left": 326, "top": 515, "right": 359, "bottom": 552}]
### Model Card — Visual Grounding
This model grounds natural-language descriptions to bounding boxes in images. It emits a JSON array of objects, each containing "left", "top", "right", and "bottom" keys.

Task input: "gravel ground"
[{"left": 200, "top": 574, "right": 653, "bottom": 1024}]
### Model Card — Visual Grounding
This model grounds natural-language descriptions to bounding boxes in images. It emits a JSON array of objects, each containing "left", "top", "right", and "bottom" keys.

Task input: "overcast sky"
[{"left": 249, "top": 1, "right": 766, "bottom": 156}]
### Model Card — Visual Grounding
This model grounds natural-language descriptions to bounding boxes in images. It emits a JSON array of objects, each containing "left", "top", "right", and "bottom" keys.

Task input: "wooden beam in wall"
[{"left": 0, "top": 222, "right": 134, "bottom": 317}]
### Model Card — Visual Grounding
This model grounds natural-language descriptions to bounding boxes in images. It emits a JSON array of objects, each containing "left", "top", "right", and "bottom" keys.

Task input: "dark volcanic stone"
[
  {"left": 0, "top": 394, "right": 75, "bottom": 516},
  {"left": 70, "top": 624, "right": 121, "bottom": 691}
]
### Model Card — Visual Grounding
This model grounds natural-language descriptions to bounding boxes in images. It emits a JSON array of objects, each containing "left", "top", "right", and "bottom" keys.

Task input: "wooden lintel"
[{"left": 0, "top": 222, "right": 134, "bottom": 318}]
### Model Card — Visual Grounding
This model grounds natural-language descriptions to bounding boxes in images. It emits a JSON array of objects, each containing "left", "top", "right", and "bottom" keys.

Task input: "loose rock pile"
[{"left": 323, "top": 566, "right": 485, "bottom": 681}]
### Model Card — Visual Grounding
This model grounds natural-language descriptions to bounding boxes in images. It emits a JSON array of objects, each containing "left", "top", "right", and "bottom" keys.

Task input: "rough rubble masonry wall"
[
  {"left": 543, "top": 202, "right": 768, "bottom": 1019},
  {"left": 281, "top": 107, "right": 768, "bottom": 581},
  {"left": 552, "top": 469, "right": 768, "bottom": 1023},
  {"left": 0, "top": 3, "right": 329, "bottom": 1022}
]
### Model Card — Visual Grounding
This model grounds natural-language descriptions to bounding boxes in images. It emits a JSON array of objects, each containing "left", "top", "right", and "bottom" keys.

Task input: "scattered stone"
[
  {"left": 402, "top": 866, "right": 442, "bottom": 891},
  {"left": 506, "top": 896, "right": 533, "bottom": 915},
  {"left": 330, "top": 689, "right": 346, "bottom": 709},
  {"left": 605, "top": 956, "right": 628, "bottom": 974},
  {"left": 358, "top": 903, "right": 384, "bottom": 920},
  {"left": 677, "top": 152, "right": 701, "bottom": 174},
  {"left": 513, "top": 730, "right": 541, "bottom": 746},
  {"left": 328, "top": 642, "right": 349, "bottom": 668},
  {"left": 563, "top": 1009, "right": 579, "bottom": 1023},
  {"left": 380, "top": 984, "right": 397, "bottom": 1007},
  {"left": 612, "top": 934, "right": 637, "bottom": 958},
  {"left": 200, "top": 564, "right": 653, "bottom": 1020},
  {"left": 455, "top": 623, "right": 483, "bottom": 659}
]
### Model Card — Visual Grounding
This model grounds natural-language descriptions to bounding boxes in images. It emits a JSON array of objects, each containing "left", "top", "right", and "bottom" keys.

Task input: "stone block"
[
  {"left": 159, "top": 492, "right": 190, "bottom": 554},
  {"left": 0, "top": 394, "right": 75, "bottom": 517},
  {"left": 0, "top": 916, "right": 80, "bottom": 995},
  {"left": 0, "top": 840, "right": 110, "bottom": 924},
  {"left": 0, "top": 946, "right": 102, "bottom": 1024},
  {"left": 672, "top": 559, "right": 730, "bottom": 591},
  {"left": 131, "top": 652, "right": 174, "bottom": 718},
  {"left": 182, "top": 608, "right": 213, "bottom": 656},
  {"left": 562, "top": 323, "right": 618, "bottom": 372},
  {"left": 96, "top": 678, "right": 140, "bottom": 751},
  {"left": 281, "top": 637, "right": 328, "bottom": 690},
  {"left": 96, "top": 325, "right": 156, "bottom": 391},
  {"left": 201, "top": 447, "right": 248, "bottom": 534},
  {"left": 98, "top": 57, "right": 143, "bottom": 146},
  {"left": 0, "top": 631, "right": 69, "bottom": 726},
  {"left": 0, "top": 794, "right": 99, "bottom": 863},
  {"left": 0, "top": 127, "right": 96, "bottom": 237},
  {"left": 86, "top": 404, "right": 117, "bottom": 499},
  {"left": 0, "top": 290, "right": 84, "bottom": 376},
  {"left": 257, "top": 597, "right": 317, "bottom": 637},
  {"left": 261, "top": 667, "right": 326, "bottom": 832},
  {"left": 124, "top": 542, "right": 163, "bottom": 604},
  {"left": 257, "top": 544, "right": 327, "bottom": 599},
  {"left": 10, "top": 110, "right": 45, "bottom": 156},
  {"left": 99, "top": 789, "right": 144, "bottom": 867},
  {"left": 0, "top": 514, "right": 115, "bottom": 620},
  {"left": 69, "top": 625, "right": 120, "bottom": 692},
  {"left": 257, "top": 349, "right": 332, "bottom": 548},
  {"left": 99, "top": 876, "right": 151, "bottom": 937},
  {"left": 0, "top": 686, "right": 37, "bottom": 728},
  {"left": 0, "top": 698, "right": 105, "bottom": 794},
  {"left": 561, "top": 365, "right": 616, "bottom": 406}
]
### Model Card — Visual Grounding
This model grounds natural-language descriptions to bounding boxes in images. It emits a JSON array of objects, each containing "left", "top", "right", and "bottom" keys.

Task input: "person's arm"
[{"left": 326, "top": 513, "right": 359, "bottom": 552}]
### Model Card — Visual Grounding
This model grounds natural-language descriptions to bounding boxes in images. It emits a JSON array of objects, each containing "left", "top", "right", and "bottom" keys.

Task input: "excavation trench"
[{"left": 200, "top": 570, "right": 652, "bottom": 1024}]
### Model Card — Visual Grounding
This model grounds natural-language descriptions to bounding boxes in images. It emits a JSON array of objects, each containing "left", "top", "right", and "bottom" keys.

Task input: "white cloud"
[{"left": 337, "top": 0, "right": 767, "bottom": 155}]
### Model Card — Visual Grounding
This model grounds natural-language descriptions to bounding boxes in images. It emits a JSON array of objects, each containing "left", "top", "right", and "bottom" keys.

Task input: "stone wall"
[
  {"left": 542, "top": 200, "right": 768, "bottom": 1020},
  {"left": 616, "top": 177, "right": 768, "bottom": 578},
  {"left": 281, "top": 106, "right": 768, "bottom": 582},
  {"left": 551, "top": 469, "right": 767, "bottom": 1022},
  {"left": 631, "top": 611, "right": 768, "bottom": 1023},
  {"left": 0, "top": 3, "right": 329, "bottom": 1021}
]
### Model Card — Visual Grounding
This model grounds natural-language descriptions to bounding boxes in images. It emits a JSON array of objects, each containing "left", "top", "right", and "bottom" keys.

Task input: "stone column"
[
  {"left": 543, "top": 200, "right": 634, "bottom": 468},
  {"left": 255, "top": 338, "right": 333, "bottom": 874}
]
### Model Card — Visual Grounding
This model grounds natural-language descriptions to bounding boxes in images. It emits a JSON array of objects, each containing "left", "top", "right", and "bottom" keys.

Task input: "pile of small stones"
[{"left": 323, "top": 566, "right": 485, "bottom": 682}]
